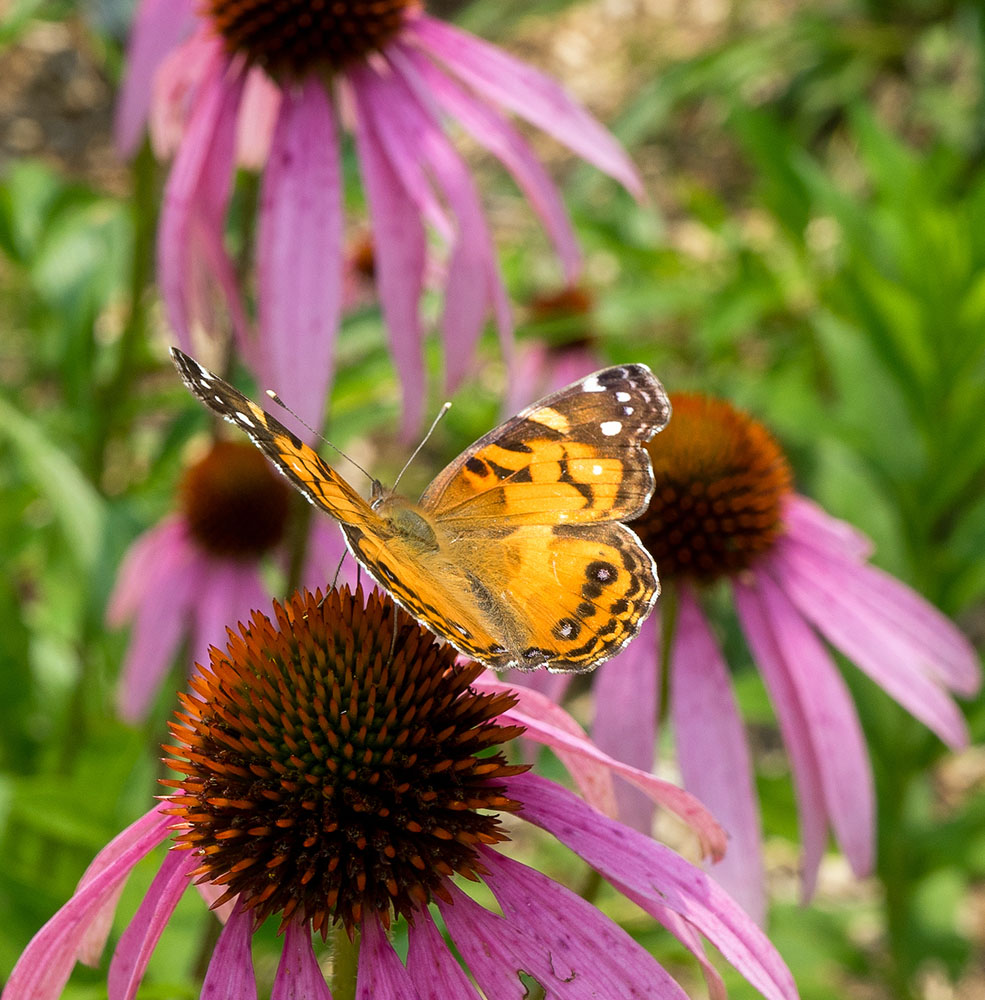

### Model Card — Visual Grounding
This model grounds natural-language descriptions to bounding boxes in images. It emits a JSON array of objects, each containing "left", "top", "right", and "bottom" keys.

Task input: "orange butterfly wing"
[{"left": 171, "top": 349, "right": 377, "bottom": 529}]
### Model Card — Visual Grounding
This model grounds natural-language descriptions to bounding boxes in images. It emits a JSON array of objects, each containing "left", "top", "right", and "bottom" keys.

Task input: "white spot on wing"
[
  {"left": 592, "top": 464, "right": 603, "bottom": 475},
  {"left": 600, "top": 420, "right": 622, "bottom": 436},
  {"left": 236, "top": 413, "right": 255, "bottom": 428},
  {"left": 583, "top": 375, "right": 605, "bottom": 392},
  {"left": 616, "top": 391, "right": 631, "bottom": 402}
]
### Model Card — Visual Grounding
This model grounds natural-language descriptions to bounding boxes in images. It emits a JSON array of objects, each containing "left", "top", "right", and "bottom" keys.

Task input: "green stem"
[
  {"left": 331, "top": 924, "right": 360, "bottom": 1000},
  {"left": 657, "top": 580, "right": 679, "bottom": 725},
  {"left": 89, "top": 139, "right": 158, "bottom": 481}
]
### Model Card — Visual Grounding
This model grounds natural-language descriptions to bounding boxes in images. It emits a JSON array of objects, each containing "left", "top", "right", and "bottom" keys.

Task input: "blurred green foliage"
[{"left": 1, "top": 1, "right": 983, "bottom": 998}]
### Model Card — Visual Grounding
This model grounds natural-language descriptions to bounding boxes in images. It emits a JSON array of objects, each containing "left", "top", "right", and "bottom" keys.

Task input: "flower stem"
[
  {"left": 657, "top": 580, "right": 679, "bottom": 724},
  {"left": 331, "top": 923, "right": 360, "bottom": 1000}
]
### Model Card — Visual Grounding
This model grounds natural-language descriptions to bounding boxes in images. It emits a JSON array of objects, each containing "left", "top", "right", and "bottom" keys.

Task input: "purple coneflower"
[
  {"left": 573, "top": 392, "right": 981, "bottom": 924},
  {"left": 116, "top": 0, "right": 641, "bottom": 432},
  {"left": 108, "top": 439, "right": 351, "bottom": 721},
  {"left": 9, "top": 587, "right": 798, "bottom": 1000}
]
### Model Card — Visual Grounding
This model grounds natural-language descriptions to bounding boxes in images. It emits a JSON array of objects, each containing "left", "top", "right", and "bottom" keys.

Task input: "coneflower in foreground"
[{"left": 6, "top": 587, "right": 798, "bottom": 1000}]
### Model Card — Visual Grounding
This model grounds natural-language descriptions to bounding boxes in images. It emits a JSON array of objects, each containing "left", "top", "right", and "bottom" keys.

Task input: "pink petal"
[
  {"left": 406, "top": 910, "right": 482, "bottom": 999},
  {"left": 257, "top": 78, "right": 343, "bottom": 431},
  {"left": 157, "top": 59, "right": 246, "bottom": 353},
  {"left": 107, "top": 516, "right": 187, "bottom": 625},
  {"left": 405, "top": 15, "right": 642, "bottom": 198},
  {"left": 437, "top": 884, "right": 563, "bottom": 999},
  {"left": 732, "top": 579, "right": 830, "bottom": 897},
  {"left": 473, "top": 674, "right": 617, "bottom": 816},
  {"left": 201, "top": 906, "right": 257, "bottom": 1000},
  {"left": 114, "top": 0, "right": 198, "bottom": 156},
  {"left": 483, "top": 679, "right": 727, "bottom": 861},
  {"left": 481, "top": 849, "right": 690, "bottom": 999},
  {"left": 4, "top": 809, "right": 171, "bottom": 1000},
  {"left": 510, "top": 773, "right": 799, "bottom": 1000},
  {"left": 357, "top": 916, "right": 420, "bottom": 999},
  {"left": 782, "top": 494, "right": 873, "bottom": 561},
  {"left": 591, "top": 612, "right": 658, "bottom": 832},
  {"left": 392, "top": 44, "right": 581, "bottom": 283},
  {"left": 349, "top": 75, "right": 427, "bottom": 436},
  {"left": 671, "top": 588, "right": 766, "bottom": 924},
  {"left": 236, "top": 68, "right": 281, "bottom": 170},
  {"left": 615, "top": 893, "right": 728, "bottom": 1000},
  {"left": 108, "top": 848, "right": 196, "bottom": 1000},
  {"left": 360, "top": 58, "right": 505, "bottom": 393},
  {"left": 189, "top": 558, "right": 269, "bottom": 678},
  {"left": 272, "top": 921, "right": 332, "bottom": 1000},
  {"left": 115, "top": 536, "right": 199, "bottom": 723},
  {"left": 772, "top": 541, "right": 969, "bottom": 747},
  {"left": 148, "top": 30, "right": 219, "bottom": 160},
  {"left": 742, "top": 572, "right": 875, "bottom": 879},
  {"left": 780, "top": 528, "right": 980, "bottom": 696}
]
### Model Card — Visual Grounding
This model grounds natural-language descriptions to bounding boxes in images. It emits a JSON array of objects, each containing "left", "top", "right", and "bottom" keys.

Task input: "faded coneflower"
[
  {"left": 10, "top": 587, "right": 799, "bottom": 1000},
  {"left": 108, "top": 439, "right": 353, "bottom": 721},
  {"left": 579, "top": 392, "right": 981, "bottom": 924},
  {"left": 116, "top": 0, "right": 641, "bottom": 432}
]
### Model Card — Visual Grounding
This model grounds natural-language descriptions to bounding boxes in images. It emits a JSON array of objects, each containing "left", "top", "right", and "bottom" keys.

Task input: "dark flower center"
[
  {"left": 205, "top": 0, "right": 415, "bottom": 78},
  {"left": 634, "top": 393, "right": 792, "bottom": 584},
  {"left": 180, "top": 440, "right": 290, "bottom": 561},
  {"left": 163, "top": 587, "right": 526, "bottom": 934}
]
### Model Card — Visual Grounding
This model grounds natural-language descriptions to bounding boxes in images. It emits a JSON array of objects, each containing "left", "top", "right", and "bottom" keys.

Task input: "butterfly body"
[{"left": 171, "top": 349, "right": 670, "bottom": 673}]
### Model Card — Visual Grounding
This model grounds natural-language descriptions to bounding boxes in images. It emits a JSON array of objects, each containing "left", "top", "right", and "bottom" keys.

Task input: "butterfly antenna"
[
  {"left": 392, "top": 402, "right": 452, "bottom": 491},
  {"left": 266, "top": 389, "right": 377, "bottom": 486}
]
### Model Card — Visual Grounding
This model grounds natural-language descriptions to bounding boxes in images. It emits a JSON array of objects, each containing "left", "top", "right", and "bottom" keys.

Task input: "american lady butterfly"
[{"left": 172, "top": 348, "right": 670, "bottom": 673}]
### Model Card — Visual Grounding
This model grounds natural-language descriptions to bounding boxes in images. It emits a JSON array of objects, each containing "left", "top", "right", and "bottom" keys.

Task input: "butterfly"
[{"left": 171, "top": 348, "right": 671, "bottom": 673}]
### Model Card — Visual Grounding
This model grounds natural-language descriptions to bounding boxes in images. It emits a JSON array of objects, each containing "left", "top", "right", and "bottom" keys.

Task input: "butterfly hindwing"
[
  {"left": 170, "top": 348, "right": 375, "bottom": 528},
  {"left": 420, "top": 365, "right": 669, "bottom": 527}
]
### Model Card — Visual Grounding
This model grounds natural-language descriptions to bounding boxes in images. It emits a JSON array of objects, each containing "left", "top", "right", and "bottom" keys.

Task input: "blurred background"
[{"left": 1, "top": 1, "right": 984, "bottom": 997}]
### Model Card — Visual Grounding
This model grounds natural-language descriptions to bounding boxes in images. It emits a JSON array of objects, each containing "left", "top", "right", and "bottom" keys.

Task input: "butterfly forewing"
[
  {"left": 171, "top": 349, "right": 376, "bottom": 528},
  {"left": 420, "top": 365, "right": 669, "bottom": 526}
]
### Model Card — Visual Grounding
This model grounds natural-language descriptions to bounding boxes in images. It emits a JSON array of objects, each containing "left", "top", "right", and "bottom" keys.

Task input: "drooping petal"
[
  {"left": 200, "top": 906, "right": 257, "bottom": 1000},
  {"left": 4, "top": 809, "right": 171, "bottom": 1000},
  {"left": 405, "top": 910, "right": 482, "bottom": 999},
  {"left": 236, "top": 68, "right": 282, "bottom": 171},
  {"left": 781, "top": 494, "right": 873, "bottom": 561},
  {"left": 780, "top": 526, "right": 980, "bottom": 696},
  {"left": 511, "top": 773, "right": 799, "bottom": 1000},
  {"left": 115, "top": 532, "right": 199, "bottom": 723},
  {"left": 257, "top": 78, "right": 343, "bottom": 430},
  {"left": 357, "top": 916, "right": 421, "bottom": 999},
  {"left": 148, "top": 30, "right": 219, "bottom": 160},
  {"left": 392, "top": 44, "right": 581, "bottom": 283},
  {"left": 481, "top": 849, "right": 690, "bottom": 999},
  {"left": 739, "top": 572, "right": 875, "bottom": 883},
  {"left": 591, "top": 612, "right": 658, "bottom": 832},
  {"left": 481, "top": 678, "right": 727, "bottom": 860},
  {"left": 732, "top": 578, "right": 829, "bottom": 897},
  {"left": 157, "top": 57, "right": 246, "bottom": 353},
  {"left": 114, "top": 0, "right": 198, "bottom": 156},
  {"left": 437, "top": 885, "right": 563, "bottom": 999},
  {"left": 358, "top": 59, "right": 506, "bottom": 392},
  {"left": 772, "top": 541, "right": 969, "bottom": 747},
  {"left": 616, "top": 894, "right": 728, "bottom": 1000},
  {"left": 108, "top": 848, "right": 197, "bottom": 1000},
  {"left": 474, "top": 674, "right": 617, "bottom": 816},
  {"left": 188, "top": 558, "right": 268, "bottom": 679},
  {"left": 349, "top": 75, "right": 427, "bottom": 436},
  {"left": 404, "top": 15, "right": 643, "bottom": 197},
  {"left": 272, "top": 922, "right": 333, "bottom": 1000},
  {"left": 106, "top": 515, "right": 186, "bottom": 626},
  {"left": 671, "top": 588, "right": 765, "bottom": 924}
]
